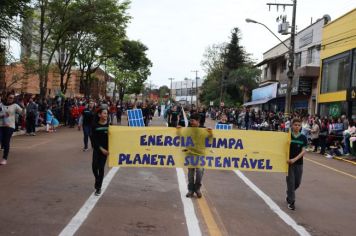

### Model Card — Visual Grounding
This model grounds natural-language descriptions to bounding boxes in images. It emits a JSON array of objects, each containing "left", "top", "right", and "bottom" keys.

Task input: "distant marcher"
[
  {"left": 92, "top": 108, "right": 109, "bottom": 196},
  {"left": 78, "top": 101, "right": 95, "bottom": 151}
]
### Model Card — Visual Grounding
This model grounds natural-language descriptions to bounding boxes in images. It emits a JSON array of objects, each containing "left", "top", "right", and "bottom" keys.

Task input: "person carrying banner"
[
  {"left": 92, "top": 108, "right": 109, "bottom": 196},
  {"left": 286, "top": 118, "right": 307, "bottom": 210},
  {"left": 178, "top": 112, "right": 212, "bottom": 198}
]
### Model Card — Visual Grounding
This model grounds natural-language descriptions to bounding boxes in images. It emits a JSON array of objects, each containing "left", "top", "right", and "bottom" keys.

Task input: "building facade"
[
  {"left": 318, "top": 9, "right": 356, "bottom": 119},
  {"left": 4, "top": 63, "right": 110, "bottom": 99},
  {"left": 171, "top": 78, "right": 203, "bottom": 105},
  {"left": 247, "top": 16, "right": 330, "bottom": 114}
]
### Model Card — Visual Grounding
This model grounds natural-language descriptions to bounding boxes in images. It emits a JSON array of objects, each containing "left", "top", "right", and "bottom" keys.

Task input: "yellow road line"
[
  {"left": 333, "top": 156, "right": 356, "bottom": 165},
  {"left": 197, "top": 191, "right": 222, "bottom": 236},
  {"left": 305, "top": 157, "right": 356, "bottom": 180},
  {"left": 183, "top": 169, "right": 222, "bottom": 236}
]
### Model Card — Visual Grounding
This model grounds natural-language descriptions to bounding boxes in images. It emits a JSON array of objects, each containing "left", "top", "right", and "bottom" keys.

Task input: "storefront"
[
  {"left": 317, "top": 9, "right": 356, "bottom": 119},
  {"left": 243, "top": 83, "right": 278, "bottom": 111},
  {"left": 277, "top": 77, "right": 312, "bottom": 113}
]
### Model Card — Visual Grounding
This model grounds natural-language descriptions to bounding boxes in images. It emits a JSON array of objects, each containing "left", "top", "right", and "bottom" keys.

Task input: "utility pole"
[
  {"left": 191, "top": 70, "right": 199, "bottom": 107},
  {"left": 168, "top": 78, "right": 174, "bottom": 101},
  {"left": 267, "top": 0, "right": 297, "bottom": 117}
]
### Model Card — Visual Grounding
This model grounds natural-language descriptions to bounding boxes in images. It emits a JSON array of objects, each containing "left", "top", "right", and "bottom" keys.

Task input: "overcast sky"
[
  {"left": 125, "top": 0, "right": 356, "bottom": 87},
  {"left": 7, "top": 0, "right": 355, "bottom": 88}
]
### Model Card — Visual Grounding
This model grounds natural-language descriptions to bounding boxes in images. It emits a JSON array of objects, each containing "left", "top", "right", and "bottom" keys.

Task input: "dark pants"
[
  {"left": 286, "top": 164, "right": 303, "bottom": 204},
  {"left": 1, "top": 127, "right": 15, "bottom": 160},
  {"left": 116, "top": 112, "right": 122, "bottom": 124},
  {"left": 319, "top": 135, "right": 327, "bottom": 155},
  {"left": 26, "top": 116, "right": 36, "bottom": 134},
  {"left": 187, "top": 168, "right": 204, "bottom": 192},
  {"left": 312, "top": 138, "right": 319, "bottom": 152},
  {"left": 92, "top": 150, "right": 107, "bottom": 190},
  {"left": 343, "top": 135, "right": 351, "bottom": 154},
  {"left": 83, "top": 125, "right": 93, "bottom": 149}
]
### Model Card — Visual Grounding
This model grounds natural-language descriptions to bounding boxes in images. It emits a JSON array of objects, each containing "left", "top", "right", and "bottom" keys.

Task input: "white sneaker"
[
  {"left": 0, "top": 159, "right": 7, "bottom": 165},
  {"left": 325, "top": 154, "right": 333, "bottom": 159}
]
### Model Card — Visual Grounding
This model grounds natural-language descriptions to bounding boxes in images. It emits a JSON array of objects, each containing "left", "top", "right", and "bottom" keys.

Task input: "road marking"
[
  {"left": 196, "top": 190, "right": 222, "bottom": 236},
  {"left": 305, "top": 157, "right": 356, "bottom": 180},
  {"left": 234, "top": 170, "right": 311, "bottom": 236},
  {"left": 59, "top": 167, "right": 120, "bottom": 236},
  {"left": 176, "top": 168, "right": 202, "bottom": 236},
  {"left": 333, "top": 156, "right": 356, "bottom": 165}
]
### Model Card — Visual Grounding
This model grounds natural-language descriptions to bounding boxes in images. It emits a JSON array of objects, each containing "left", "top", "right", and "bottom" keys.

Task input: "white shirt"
[{"left": 0, "top": 103, "right": 23, "bottom": 129}]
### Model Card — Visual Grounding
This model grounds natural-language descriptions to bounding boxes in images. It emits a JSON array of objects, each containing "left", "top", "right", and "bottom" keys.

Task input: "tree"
[
  {"left": 200, "top": 28, "right": 260, "bottom": 107},
  {"left": 224, "top": 28, "right": 246, "bottom": 71},
  {"left": 0, "top": 0, "right": 31, "bottom": 92},
  {"left": 158, "top": 85, "right": 170, "bottom": 98},
  {"left": 107, "top": 39, "right": 152, "bottom": 104},
  {"left": 75, "top": 0, "right": 130, "bottom": 98},
  {"left": 34, "top": 0, "right": 75, "bottom": 98},
  {"left": 0, "top": 0, "right": 31, "bottom": 38}
]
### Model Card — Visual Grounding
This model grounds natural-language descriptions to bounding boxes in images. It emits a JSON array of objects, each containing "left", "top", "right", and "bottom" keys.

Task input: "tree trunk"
[{"left": 0, "top": 44, "right": 6, "bottom": 92}]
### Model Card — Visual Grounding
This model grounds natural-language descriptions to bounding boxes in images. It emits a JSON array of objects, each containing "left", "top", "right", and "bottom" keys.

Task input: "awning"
[
  {"left": 243, "top": 98, "right": 274, "bottom": 106},
  {"left": 255, "top": 55, "right": 285, "bottom": 67}
]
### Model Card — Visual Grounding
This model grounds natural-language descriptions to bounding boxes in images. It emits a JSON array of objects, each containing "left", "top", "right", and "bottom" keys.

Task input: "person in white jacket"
[{"left": 0, "top": 93, "right": 23, "bottom": 165}]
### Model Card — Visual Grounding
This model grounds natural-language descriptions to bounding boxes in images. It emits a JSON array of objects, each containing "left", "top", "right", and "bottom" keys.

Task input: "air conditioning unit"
[{"left": 278, "top": 22, "right": 289, "bottom": 35}]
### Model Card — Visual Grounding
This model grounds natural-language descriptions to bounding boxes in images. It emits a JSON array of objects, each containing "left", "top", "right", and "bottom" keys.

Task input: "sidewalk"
[{"left": 13, "top": 125, "right": 52, "bottom": 137}]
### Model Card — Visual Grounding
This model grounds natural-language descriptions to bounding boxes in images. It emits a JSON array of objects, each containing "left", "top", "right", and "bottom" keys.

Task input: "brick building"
[{"left": 4, "top": 63, "right": 110, "bottom": 98}]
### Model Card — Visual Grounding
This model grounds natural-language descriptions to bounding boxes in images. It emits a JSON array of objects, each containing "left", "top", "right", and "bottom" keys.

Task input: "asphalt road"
[{"left": 0, "top": 116, "right": 355, "bottom": 236}]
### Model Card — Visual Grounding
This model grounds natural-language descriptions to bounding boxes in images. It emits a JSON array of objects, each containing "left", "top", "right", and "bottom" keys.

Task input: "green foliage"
[
  {"left": 106, "top": 39, "right": 152, "bottom": 102},
  {"left": 200, "top": 27, "right": 261, "bottom": 107},
  {"left": 0, "top": 0, "right": 31, "bottom": 38},
  {"left": 158, "top": 85, "right": 170, "bottom": 98},
  {"left": 224, "top": 28, "right": 245, "bottom": 71}
]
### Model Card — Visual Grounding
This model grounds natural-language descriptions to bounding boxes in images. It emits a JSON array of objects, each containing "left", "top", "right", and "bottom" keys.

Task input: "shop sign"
[
  {"left": 347, "top": 87, "right": 356, "bottom": 101},
  {"left": 328, "top": 103, "right": 341, "bottom": 118},
  {"left": 277, "top": 79, "right": 298, "bottom": 97},
  {"left": 298, "top": 78, "right": 312, "bottom": 95}
]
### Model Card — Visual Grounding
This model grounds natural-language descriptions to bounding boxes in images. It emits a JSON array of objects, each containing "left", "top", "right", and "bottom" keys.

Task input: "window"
[
  {"left": 264, "top": 67, "right": 268, "bottom": 79},
  {"left": 321, "top": 52, "right": 350, "bottom": 93},
  {"left": 352, "top": 50, "right": 356, "bottom": 86},
  {"left": 176, "top": 89, "right": 181, "bottom": 96},
  {"left": 281, "top": 60, "right": 287, "bottom": 71},
  {"left": 295, "top": 53, "right": 301, "bottom": 68},
  {"left": 307, "top": 47, "right": 314, "bottom": 64}
]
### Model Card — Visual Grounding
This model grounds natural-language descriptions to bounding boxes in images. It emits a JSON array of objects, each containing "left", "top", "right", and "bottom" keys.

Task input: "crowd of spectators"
[{"left": 209, "top": 106, "right": 356, "bottom": 159}]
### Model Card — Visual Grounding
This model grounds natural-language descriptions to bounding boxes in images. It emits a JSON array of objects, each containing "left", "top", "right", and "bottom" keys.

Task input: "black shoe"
[
  {"left": 186, "top": 191, "right": 194, "bottom": 198},
  {"left": 195, "top": 190, "right": 202, "bottom": 198},
  {"left": 287, "top": 203, "right": 295, "bottom": 210},
  {"left": 95, "top": 189, "right": 101, "bottom": 196}
]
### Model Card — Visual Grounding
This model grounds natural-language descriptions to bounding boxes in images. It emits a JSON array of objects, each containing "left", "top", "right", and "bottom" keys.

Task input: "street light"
[
  {"left": 246, "top": 8, "right": 296, "bottom": 117},
  {"left": 245, "top": 18, "right": 289, "bottom": 49}
]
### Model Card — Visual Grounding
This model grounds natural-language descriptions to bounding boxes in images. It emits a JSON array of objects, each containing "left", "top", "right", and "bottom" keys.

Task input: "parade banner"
[{"left": 108, "top": 126, "right": 290, "bottom": 173}]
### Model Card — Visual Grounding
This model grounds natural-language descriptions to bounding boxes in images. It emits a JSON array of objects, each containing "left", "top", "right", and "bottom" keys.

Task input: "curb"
[
  {"left": 333, "top": 156, "right": 356, "bottom": 166},
  {"left": 13, "top": 127, "right": 47, "bottom": 137}
]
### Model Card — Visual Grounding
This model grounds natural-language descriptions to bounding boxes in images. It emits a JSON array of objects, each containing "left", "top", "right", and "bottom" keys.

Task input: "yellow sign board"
[{"left": 108, "top": 126, "right": 289, "bottom": 173}]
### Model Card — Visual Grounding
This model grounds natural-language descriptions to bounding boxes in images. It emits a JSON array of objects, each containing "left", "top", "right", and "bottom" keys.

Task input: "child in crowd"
[
  {"left": 286, "top": 118, "right": 307, "bottom": 210},
  {"left": 217, "top": 113, "right": 228, "bottom": 125}
]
